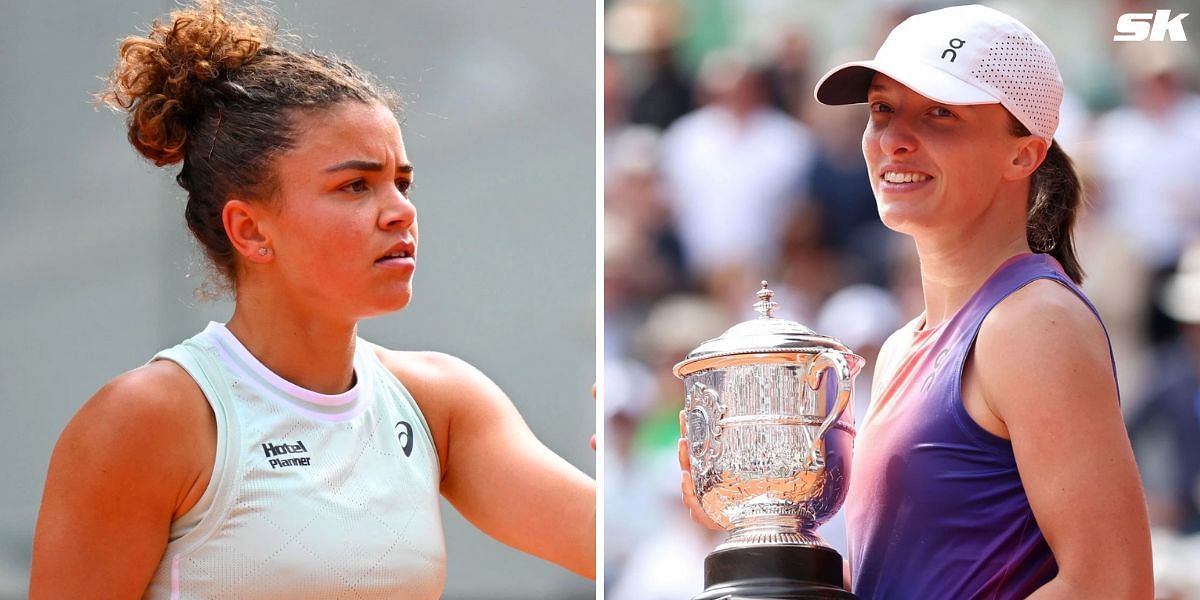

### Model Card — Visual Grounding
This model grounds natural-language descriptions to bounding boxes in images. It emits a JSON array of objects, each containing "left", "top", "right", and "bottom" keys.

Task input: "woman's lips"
[{"left": 374, "top": 255, "right": 415, "bottom": 270}]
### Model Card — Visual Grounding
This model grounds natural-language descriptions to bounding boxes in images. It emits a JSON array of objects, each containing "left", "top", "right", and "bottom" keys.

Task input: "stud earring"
[{"left": 258, "top": 247, "right": 270, "bottom": 256}]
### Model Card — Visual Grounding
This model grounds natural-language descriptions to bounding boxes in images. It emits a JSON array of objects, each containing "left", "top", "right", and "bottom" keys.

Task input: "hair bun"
[{"left": 100, "top": 0, "right": 273, "bottom": 166}]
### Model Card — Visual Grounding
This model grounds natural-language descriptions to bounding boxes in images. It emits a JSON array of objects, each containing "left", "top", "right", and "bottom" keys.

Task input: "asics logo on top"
[
  {"left": 262, "top": 440, "right": 311, "bottom": 468},
  {"left": 1114, "top": 10, "right": 1189, "bottom": 41},
  {"left": 395, "top": 421, "right": 414, "bottom": 457}
]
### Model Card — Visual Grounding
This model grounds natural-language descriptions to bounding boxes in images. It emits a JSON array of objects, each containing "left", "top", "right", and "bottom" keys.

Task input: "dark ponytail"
[{"left": 1011, "top": 119, "right": 1085, "bottom": 284}]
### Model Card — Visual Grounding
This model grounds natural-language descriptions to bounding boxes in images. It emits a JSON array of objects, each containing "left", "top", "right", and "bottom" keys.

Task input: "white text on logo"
[{"left": 1114, "top": 10, "right": 1189, "bottom": 42}]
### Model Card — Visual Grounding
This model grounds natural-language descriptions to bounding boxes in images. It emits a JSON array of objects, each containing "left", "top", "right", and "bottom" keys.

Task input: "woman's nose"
[
  {"left": 876, "top": 117, "right": 918, "bottom": 156},
  {"left": 380, "top": 187, "right": 417, "bottom": 231}
]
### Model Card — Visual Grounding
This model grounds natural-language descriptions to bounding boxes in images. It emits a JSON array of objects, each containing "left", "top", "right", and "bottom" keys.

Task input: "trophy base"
[{"left": 693, "top": 544, "right": 856, "bottom": 600}]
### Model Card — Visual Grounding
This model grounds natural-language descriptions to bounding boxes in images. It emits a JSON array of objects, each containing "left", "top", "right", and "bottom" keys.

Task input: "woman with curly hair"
[{"left": 29, "top": 2, "right": 595, "bottom": 597}]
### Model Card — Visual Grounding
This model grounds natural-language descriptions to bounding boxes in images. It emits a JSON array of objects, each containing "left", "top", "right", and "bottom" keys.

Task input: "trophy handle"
[{"left": 806, "top": 350, "right": 853, "bottom": 443}]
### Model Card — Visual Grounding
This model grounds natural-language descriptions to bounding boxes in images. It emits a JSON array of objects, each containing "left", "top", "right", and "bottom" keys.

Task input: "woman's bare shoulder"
[
  {"left": 32, "top": 361, "right": 216, "bottom": 595},
  {"left": 982, "top": 278, "right": 1106, "bottom": 347},
  {"left": 44, "top": 359, "right": 216, "bottom": 525},
  {"left": 372, "top": 346, "right": 472, "bottom": 379},
  {"left": 370, "top": 347, "right": 492, "bottom": 407},
  {"left": 974, "top": 278, "right": 1114, "bottom": 416},
  {"left": 75, "top": 360, "right": 211, "bottom": 443}
]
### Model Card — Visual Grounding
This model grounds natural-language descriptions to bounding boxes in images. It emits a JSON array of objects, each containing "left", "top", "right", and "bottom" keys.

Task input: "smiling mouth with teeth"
[{"left": 883, "top": 172, "right": 932, "bottom": 184}]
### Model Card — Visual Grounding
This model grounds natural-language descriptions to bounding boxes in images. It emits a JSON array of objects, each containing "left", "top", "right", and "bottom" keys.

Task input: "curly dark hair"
[{"left": 99, "top": 0, "right": 398, "bottom": 291}]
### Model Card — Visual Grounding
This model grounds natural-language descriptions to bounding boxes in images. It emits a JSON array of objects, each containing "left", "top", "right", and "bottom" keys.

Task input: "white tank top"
[{"left": 143, "top": 322, "right": 446, "bottom": 599}]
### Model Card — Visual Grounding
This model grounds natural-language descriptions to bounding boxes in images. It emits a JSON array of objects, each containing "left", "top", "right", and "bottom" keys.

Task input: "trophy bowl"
[{"left": 674, "top": 282, "right": 864, "bottom": 599}]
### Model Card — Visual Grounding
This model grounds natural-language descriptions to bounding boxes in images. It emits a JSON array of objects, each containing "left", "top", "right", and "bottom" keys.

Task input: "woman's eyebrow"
[
  {"left": 323, "top": 159, "right": 415, "bottom": 174},
  {"left": 867, "top": 83, "right": 891, "bottom": 97}
]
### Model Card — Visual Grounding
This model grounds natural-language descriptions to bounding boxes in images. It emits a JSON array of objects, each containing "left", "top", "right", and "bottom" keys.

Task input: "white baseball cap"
[{"left": 814, "top": 4, "right": 1063, "bottom": 141}]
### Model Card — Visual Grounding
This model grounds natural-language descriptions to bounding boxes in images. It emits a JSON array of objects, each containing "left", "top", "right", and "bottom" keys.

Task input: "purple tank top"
[{"left": 845, "top": 253, "right": 1116, "bottom": 599}]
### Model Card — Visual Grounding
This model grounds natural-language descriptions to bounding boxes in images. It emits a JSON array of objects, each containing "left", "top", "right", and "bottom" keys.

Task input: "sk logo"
[
  {"left": 395, "top": 421, "right": 414, "bottom": 457},
  {"left": 1114, "top": 10, "right": 1189, "bottom": 41}
]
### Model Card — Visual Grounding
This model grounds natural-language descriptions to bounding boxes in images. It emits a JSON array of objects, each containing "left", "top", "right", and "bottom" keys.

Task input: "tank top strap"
[
  {"left": 942, "top": 252, "right": 1120, "bottom": 410},
  {"left": 955, "top": 254, "right": 1072, "bottom": 332},
  {"left": 149, "top": 336, "right": 243, "bottom": 552}
]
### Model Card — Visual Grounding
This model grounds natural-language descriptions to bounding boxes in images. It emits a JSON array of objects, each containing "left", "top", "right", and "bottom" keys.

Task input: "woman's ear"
[
  {"left": 1005, "top": 136, "right": 1049, "bottom": 181},
  {"left": 222, "top": 199, "right": 274, "bottom": 264}
]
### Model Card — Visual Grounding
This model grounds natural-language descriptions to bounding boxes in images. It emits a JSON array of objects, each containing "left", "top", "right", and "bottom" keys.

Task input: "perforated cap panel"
[{"left": 971, "top": 31, "right": 1062, "bottom": 139}]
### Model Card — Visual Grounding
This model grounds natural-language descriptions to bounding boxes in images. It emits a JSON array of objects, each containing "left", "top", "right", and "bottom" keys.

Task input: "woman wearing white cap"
[{"left": 681, "top": 4, "right": 1153, "bottom": 598}]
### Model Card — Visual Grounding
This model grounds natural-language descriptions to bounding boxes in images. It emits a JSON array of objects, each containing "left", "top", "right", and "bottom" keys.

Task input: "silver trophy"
[{"left": 674, "top": 282, "right": 863, "bottom": 599}]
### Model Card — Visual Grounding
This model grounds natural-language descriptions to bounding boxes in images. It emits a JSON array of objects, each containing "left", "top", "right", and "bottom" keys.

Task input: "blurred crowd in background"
[{"left": 602, "top": 0, "right": 1200, "bottom": 597}]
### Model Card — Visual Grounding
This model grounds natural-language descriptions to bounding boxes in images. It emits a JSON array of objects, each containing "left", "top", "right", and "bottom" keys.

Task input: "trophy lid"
[{"left": 672, "top": 281, "right": 858, "bottom": 378}]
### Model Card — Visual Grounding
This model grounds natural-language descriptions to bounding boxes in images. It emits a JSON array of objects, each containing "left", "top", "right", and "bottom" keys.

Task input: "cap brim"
[{"left": 814, "top": 59, "right": 999, "bottom": 107}]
